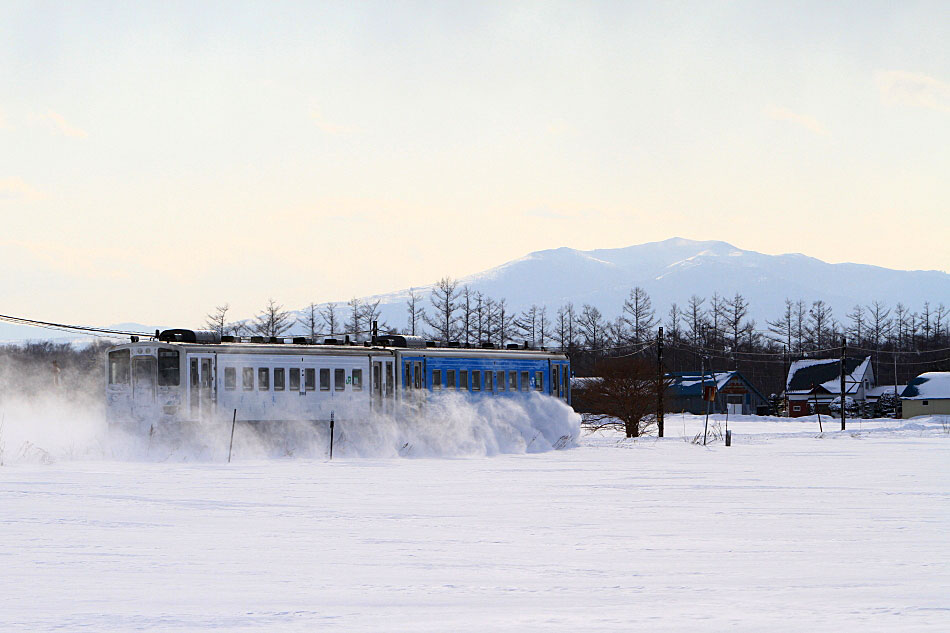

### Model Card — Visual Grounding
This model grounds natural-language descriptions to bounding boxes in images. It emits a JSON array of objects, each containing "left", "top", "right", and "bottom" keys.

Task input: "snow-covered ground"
[{"left": 2, "top": 414, "right": 948, "bottom": 631}]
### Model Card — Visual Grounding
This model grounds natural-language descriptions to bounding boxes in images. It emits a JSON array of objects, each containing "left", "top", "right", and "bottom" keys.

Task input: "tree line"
[
  {"left": 207, "top": 278, "right": 950, "bottom": 354},
  {"left": 205, "top": 278, "right": 949, "bottom": 395}
]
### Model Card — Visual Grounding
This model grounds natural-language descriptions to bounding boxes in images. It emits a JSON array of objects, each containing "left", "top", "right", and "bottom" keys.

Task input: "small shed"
[
  {"left": 666, "top": 371, "right": 767, "bottom": 415},
  {"left": 900, "top": 372, "right": 950, "bottom": 418},
  {"left": 785, "top": 356, "right": 874, "bottom": 417}
]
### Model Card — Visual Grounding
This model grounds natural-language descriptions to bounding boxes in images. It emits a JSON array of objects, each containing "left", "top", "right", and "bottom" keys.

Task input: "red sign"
[{"left": 703, "top": 385, "right": 717, "bottom": 402}]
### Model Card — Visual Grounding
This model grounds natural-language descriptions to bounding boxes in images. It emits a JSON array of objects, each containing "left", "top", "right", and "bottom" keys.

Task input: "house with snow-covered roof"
[
  {"left": 900, "top": 372, "right": 950, "bottom": 418},
  {"left": 785, "top": 356, "right": 874, "bottom": 417},
  {"left": 666, "top": 371, "right": 767, "bottom": 415}
]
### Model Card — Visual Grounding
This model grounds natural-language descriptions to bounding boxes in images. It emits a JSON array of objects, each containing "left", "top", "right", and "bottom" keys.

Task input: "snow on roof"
[
  {"left": 901, "top": 372, "right": 950, "bottom": 400},
  {"left": 786, "top": 356, "right": 871, "bottom": 395},
  {"left": 667, "top": 371, "right": 748, "bottom": 397},
  {"left": 866, "top": 385, "right": 905, "bottom": 399}
]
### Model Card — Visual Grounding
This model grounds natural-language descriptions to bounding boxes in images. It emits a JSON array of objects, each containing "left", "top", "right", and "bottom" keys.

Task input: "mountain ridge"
[{"left": 2, "top": 238, "right": 947, "bottom": 341}]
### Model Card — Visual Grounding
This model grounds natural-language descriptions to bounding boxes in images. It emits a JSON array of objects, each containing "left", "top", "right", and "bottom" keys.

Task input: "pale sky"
[{"left": 1, "top": 1, "right": 948, "bottom": 326}]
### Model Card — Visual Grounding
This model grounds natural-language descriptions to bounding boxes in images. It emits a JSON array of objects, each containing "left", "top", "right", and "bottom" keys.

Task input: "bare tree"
[
  {"left": 205, "top": 303, "right": 231, "bottom": 337},
  {"left": 517, "top": 305, "right": 540, "bottom": 345},
  {"left": 666, "top": 303, "right": 682, "bottom": 342},
  {"left": 252, "top": 299, "right": 292, "bottom": 338},
  {"left": 622, "top": 287, "right": 656, "bottom": 344},
  {"left": 493, "top": 299, "right": 516, "bottom": 347},
  {"left": 424, "top": 277, "right": 461, "bottom": 343},
  {"left": 767, "top": 299, "right": 795, "bottom": 351},
  {"left": 406, "top": 289, "right": 425, "bottom": 336},
  {"left": 346, "top": 297, "right": 364, "bottom": 341},
  {"left": 846, "top": 304, "right": 866, "bottom": 346},
  {"left": 709, "top": 292, "right": 727, "bottom": 348},
  {"left": 793, "top": 299, "right": 807, "bottom": 353},
  {"left": 581, "top": 357, "right": 669, "bottom": 438},
  {"left": 538, "top": 306, "right": 551, "bottom": 348},
  {"left": 806, "top": 300, "right": 833, "bottom": 350},
  {"left": 361, "top": 298, "right": 386, "bottom": 338},
  {"left": 725, "top": 293, "right": 750, "bottom": 351},
  {"left": 298, "top": 303, "right": 320, "bottom": 340},
  {"left": 460, "top": 286, "right": 474, "bottom": 346},
  {"left": 320, "top": 303, "right": 340, "bottom": 338},
  {"left": 866, "top": 300, "right": 891, "bottom": 350},
  {"left": 934, "top": 304, "right": 947, "bottom": 347},
  {"left": 685, "top": 295, "right": 707, "bottom": 346},
  {"left": 578, "top": 304, "right": 607, "bottom": 350},
  {"left": 556, "top": 303, "right": 576, "bottom": 351}
]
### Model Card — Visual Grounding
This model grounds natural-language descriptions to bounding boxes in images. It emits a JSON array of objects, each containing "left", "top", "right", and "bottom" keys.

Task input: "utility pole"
[
  {"left": 701, "top": 356, "right": 710, "bottom": 446},
  {"left": 840, "top": 339, "right": 847, "bottom": 431},
  {"left": 782, "top": 345, "right": 789, "bottom": 417},
  {"left": 657, "top": 327, "right": 664, "bottom": 438}
]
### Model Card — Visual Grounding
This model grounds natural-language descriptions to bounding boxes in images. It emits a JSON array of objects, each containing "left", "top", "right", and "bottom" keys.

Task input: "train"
[{"left": 105, "top": 329, "right": 572, "bottom": 428}]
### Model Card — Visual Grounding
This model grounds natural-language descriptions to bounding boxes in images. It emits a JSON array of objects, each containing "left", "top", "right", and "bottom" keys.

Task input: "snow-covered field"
[{"left": 2, "top": 413, "right": 948, "bottom": 631}]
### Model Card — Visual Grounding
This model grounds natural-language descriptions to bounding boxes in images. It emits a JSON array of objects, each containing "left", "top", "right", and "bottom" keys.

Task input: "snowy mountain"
[
  {"left": 4, "top": 238, "right": 947, "bottom": 342},
  {"left": 291, "top": 237, "right": 950, "bottom": 335}
]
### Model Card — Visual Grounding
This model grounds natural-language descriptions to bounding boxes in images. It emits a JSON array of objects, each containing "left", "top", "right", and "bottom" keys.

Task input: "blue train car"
[{"left": 394, "top": 346, "right": 571, "bottom": 405}]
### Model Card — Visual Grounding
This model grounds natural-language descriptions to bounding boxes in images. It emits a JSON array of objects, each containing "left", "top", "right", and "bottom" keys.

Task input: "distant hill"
[
  {"left": 285, "top": 237, "right": 950, "bottom": 335},
  {"left": 4, "top": 238, "right": 948, "bottom": 342}
]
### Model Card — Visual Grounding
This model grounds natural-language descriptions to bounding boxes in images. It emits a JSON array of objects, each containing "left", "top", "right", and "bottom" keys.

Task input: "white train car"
[{"left": 105, "top": 329, "right": 571, "bottom": 429}]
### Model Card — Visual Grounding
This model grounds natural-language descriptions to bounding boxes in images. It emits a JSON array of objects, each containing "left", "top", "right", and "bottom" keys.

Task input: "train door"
[
  {"left": 188, "top": 354, "right": 216, "bottom": 421},
  {"left": 372, "top": 357, "right": 395, "bottom": 414},
  {"left": 131, "top": 354, "right": 157, "bottom": 419}
]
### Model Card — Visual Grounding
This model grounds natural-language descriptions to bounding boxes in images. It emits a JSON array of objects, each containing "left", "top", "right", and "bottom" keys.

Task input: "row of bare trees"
[{"left": 205, "top": 281, "right": 950, "bottom": 356}]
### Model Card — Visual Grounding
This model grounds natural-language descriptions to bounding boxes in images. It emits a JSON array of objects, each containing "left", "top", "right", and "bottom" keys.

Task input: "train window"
[
  {"left": 509, "top": 371, "right": 517, "bottom": 390},
  {"left": 289, "top": 368, "right": 300, "bottom": 391},
  {"left": 133, "top": 357, "right": 156, "bottom": 387},
  {"left": 224, "top": 367, "right": 236, "bottom": 390},
  {"left": 201, "top": 359, "right": 212, "bottom": 389},
  {"left": 352, "top": 368, "right": 362, "bottom": 390},
  {"left": 243, "top": 367, "right": 255, "bottom": 391},
  {"left": 520, "top": 371, "right": 529, "bottom": 392},
  {"left": 405, "top": 362, "right": 412, "bottom": 388},
  {"left": 460, "top": 370, "right": 468, "bottom": 391},
  {"left": 305, "top": 368, "right": 316, "bottom": 391},
  {"left": 414, "top": 362, "right": 423, "bottom": 389},
  {"left": 447, "top": 369, "right": 456, "bottom": 390},
  {"left": 320, "top": 368, "right": 330, "bottom": 390},
  {"left": 274, "top": 368, "right": 285, "bottom": 391},
  {"left": 335, "top": 368, "right": 346, "bottom": 390},
  {"left": 485, "top": 370, "right": 494, "bottom": 392},
  {"left": 258, "top": 367, "right": 270, "bottom": 391},
  {"left": 385, "top": 363, "right": 393, "bottom": 395},
  {"left": 373, "top": 364, "right": 381, "bottom": 392},
  {"left": 472, "top": 370, "right": 481, "bottom": 391},
  {"left": 563, "top": 368, "right": 570, "bottom": 397},
  {"left": 534, "top": 371, "right": 543, "bottom": 391},
  {"left": 552, "top": 366, "right": 560, "bottom": 396},
  {"left": 497, "top": 370, "right": 506, "bottom": 391},
  {"left": 108, "top": 349, "right": 131, "bottom": 385},
  {"left": 157, "top": 349, "right": 180, "bottom": 386},
  {"left": 432, "top": 369, "right": 442, "bottom": 390}
]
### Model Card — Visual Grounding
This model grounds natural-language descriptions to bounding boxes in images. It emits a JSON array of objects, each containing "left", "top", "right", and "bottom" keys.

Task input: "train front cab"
[{"left": 106, "top": 342, "right": 187, "bottom": 426}]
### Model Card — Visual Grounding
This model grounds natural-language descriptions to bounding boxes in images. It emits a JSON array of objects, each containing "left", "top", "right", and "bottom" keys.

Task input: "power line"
[{"left": 0, "top": 314, "right": 147, "bottom": 338}]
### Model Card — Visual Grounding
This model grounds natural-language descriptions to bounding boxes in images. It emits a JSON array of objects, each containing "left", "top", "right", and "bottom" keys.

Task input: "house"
[
  {"left": 900, "top": 372, "right": 950, "bottom": 418},
  {"left": 785, "top": 356, "right": 874, "bottom": 417},
  {"left": 666, "top": 371, "right": 768, "bottom": 415}
]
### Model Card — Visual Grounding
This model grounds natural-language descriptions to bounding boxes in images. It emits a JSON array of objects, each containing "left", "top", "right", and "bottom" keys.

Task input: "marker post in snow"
[
  {"left": 329, "top": 410, "right": 335, "bottom": 460},
  {"left": 227, "top": 409, "right": 237, "bottom": 463}
]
